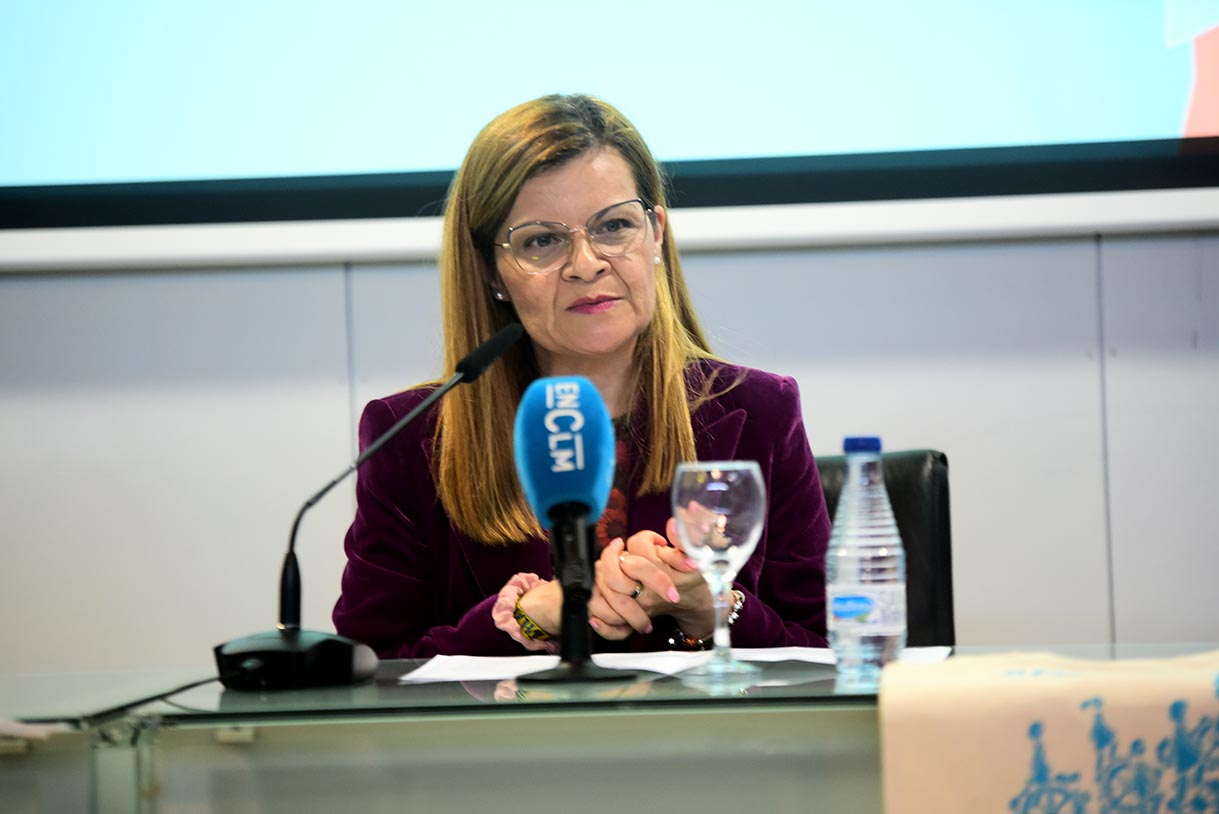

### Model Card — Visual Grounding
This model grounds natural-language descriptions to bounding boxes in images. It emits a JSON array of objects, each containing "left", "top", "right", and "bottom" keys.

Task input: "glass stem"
[{"left": 709, "top": 577, "right": 731, "bottom": 661}]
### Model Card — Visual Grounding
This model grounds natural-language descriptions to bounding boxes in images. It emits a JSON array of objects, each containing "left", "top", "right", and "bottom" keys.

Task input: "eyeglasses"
[{"left": 495, "top": 198, "right": 654, "bottom": 276}]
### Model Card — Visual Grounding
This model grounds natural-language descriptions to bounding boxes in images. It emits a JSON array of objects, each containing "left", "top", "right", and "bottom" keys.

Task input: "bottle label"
[{"left": 827, "top": 584, "right": 907, "bottom": 634}]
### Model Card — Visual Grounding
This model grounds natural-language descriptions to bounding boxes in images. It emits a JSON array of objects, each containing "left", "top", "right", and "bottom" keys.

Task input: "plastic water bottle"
[{"left": 826, "top": 436, "right": 907, "bottom": 684}]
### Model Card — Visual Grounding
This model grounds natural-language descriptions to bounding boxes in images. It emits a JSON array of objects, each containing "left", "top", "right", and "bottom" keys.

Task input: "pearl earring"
[
  {"left": 494, "top": 291, "right": 506, "bottom": 301},
  {"left": 654, "top": 256, "right": 662, "bottom": 266}
]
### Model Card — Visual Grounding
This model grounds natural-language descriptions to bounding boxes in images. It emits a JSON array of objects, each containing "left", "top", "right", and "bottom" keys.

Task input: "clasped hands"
[{"left": 516, "top": 518, "right": 715, "bottom": 642}]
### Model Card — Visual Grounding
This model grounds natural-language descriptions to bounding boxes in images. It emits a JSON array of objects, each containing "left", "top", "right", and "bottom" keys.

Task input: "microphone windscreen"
[
  {"left": 513, "top": 376, "right": 615, "bottom": 527},
  {"left": 455, "top": 323, "right": 524, "bottom": 382}
]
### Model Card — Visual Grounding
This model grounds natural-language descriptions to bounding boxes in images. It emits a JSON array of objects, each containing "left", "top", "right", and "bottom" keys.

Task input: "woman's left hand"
[
  {"left": 588, "top": 533, "right": 674, "bottom": 639},
  {"left": 588, "top": 522, "right": 716, "bottom": 640}
]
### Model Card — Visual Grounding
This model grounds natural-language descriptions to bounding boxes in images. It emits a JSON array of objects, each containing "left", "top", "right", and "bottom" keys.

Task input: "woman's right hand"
[{"left": 515, "top": 577, "right": 565, "bottom": 636}]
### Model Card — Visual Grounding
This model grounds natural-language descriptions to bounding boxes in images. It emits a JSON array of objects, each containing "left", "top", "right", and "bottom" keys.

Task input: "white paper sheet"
[
  {"left": 399, "top": 646, "right": 950, "bottom": 683},
  {"left": 897, "top": 645, "right": 953, "bottom": 664},
  {"left": 0, "top": 719, "right": 73, "bottom": 739},
  {"left": 399, "top": 652, "right": 705, "bottom": 683}
]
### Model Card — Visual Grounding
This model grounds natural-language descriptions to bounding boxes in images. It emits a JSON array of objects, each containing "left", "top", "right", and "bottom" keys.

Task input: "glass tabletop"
[
  {"left": 2, "top": 667, "right": 214, "bottom": 729},
  {"left": 9, "top": 642, "right": 1214, "bottom": 730},
  {"left": 132, "top": 656, "right": 859, "bottom": 726},
  {"left": 146, "top": 642, "right": 1219, "bottom": 725}
]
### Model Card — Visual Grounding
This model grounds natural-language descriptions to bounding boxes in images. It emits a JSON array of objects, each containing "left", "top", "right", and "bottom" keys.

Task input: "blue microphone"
[
  {"left": 514, "top": 376, "right": 614, "bottom": 530},
  {"left": 514, "top": 376, "right": 628, "bottom": 681}
]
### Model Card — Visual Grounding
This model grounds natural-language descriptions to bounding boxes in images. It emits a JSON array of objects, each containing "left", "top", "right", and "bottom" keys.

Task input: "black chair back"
[{"left": 817, "top": 449, "right": 954, "bottom": 646}]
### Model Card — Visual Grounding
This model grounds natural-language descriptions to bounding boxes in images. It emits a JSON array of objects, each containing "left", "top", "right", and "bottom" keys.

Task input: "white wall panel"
[
  {"left": 1100, "top": 235, "right": 1219, "bottom": 644},
  {"left": 683, "top": 241, "right": 1111, "bottom": 645},
  {"left": 0, "top": 268, "right": 351, "bottom": 675},
  {"left": 2, "top": 232, "right": 1215, "bottom": 678},
  {"left": 347, "top": 263, "right": 445, "bottom": 427}
]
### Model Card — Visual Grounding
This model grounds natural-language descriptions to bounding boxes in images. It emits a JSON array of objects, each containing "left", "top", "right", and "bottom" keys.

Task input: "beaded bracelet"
[{"left": 668, "top": 589, "right": 745, "bottom": 651}]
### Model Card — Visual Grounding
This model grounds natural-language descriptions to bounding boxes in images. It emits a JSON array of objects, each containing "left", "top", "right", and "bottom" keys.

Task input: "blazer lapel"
[{"left": 694, "top": 406, "right": 747, "bottom": 462}]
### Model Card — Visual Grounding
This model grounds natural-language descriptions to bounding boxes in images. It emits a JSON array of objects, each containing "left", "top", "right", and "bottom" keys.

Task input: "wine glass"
[{"left": 670, "top": 460, "right": 766, "bottom": 683}]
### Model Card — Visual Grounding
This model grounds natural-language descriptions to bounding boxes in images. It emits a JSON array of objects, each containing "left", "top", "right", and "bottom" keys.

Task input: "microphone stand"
[
  {"left": 278, "top": 368, "right": 466, "bottom": 628},
  {"left": 215, "top": 322, "right": 525, "bottom": 691},
  {"left": 215, "top": 372, "right": 464, "bottom": 690},
  {"left": 518, "top": 503, "right": 635, "bottom": 683}
]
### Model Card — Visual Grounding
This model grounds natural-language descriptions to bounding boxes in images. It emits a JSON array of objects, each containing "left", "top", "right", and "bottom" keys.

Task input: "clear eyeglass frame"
[{"left": 494, "top": 198, "right": 655, "bottom": 276}]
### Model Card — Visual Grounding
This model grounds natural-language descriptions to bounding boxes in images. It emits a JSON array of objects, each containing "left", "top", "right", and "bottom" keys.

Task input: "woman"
[{"left": 333, "top": 94, "right": 830, "bottom": 658}]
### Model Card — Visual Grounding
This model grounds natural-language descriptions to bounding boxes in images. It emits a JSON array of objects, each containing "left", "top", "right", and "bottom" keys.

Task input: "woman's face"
[{"left": 492, "top": 148, "right": 665, "bottom": 376}]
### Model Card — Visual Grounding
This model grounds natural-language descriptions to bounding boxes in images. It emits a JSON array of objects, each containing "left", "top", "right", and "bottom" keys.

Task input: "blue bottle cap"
[{"left": 843, "top": 436, "right": 882, "bottom": 453}]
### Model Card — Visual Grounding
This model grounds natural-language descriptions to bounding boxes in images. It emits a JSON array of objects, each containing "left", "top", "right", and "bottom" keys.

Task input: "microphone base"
[
  {"left": 214, "top": 629, "right": 379, "bottom": 691},
  {"left": 518, "top": 661, "right": 637, "bottom": 684}
]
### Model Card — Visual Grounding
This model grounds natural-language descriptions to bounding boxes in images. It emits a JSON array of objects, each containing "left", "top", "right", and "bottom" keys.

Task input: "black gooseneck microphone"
[{"left": 214, "top": 322, "right": 525, "bottom": 690}]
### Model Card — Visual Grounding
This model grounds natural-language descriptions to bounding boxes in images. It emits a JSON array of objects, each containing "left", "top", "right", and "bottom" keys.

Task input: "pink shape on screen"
[{"left": 1185, "top": 25, "right": 1219, "bottom": 137}]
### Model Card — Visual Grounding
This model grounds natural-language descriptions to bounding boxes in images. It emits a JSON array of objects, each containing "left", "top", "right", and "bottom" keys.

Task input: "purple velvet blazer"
[{"left": 333, "top": 360, "right": 830, "bottom": 658}]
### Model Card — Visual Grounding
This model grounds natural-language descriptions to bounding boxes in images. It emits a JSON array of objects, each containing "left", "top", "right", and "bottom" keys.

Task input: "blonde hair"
[{"left": 436, "top": 94, "right": 715, "bottom": 544}]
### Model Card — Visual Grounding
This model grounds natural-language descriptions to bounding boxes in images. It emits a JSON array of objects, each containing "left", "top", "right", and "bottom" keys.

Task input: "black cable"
[
  {"left": 155, "top": 697, "right": 217, "bottom": 715},
  {"left": 81, "top": 671, "right": 241, "bottom": 729}
]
